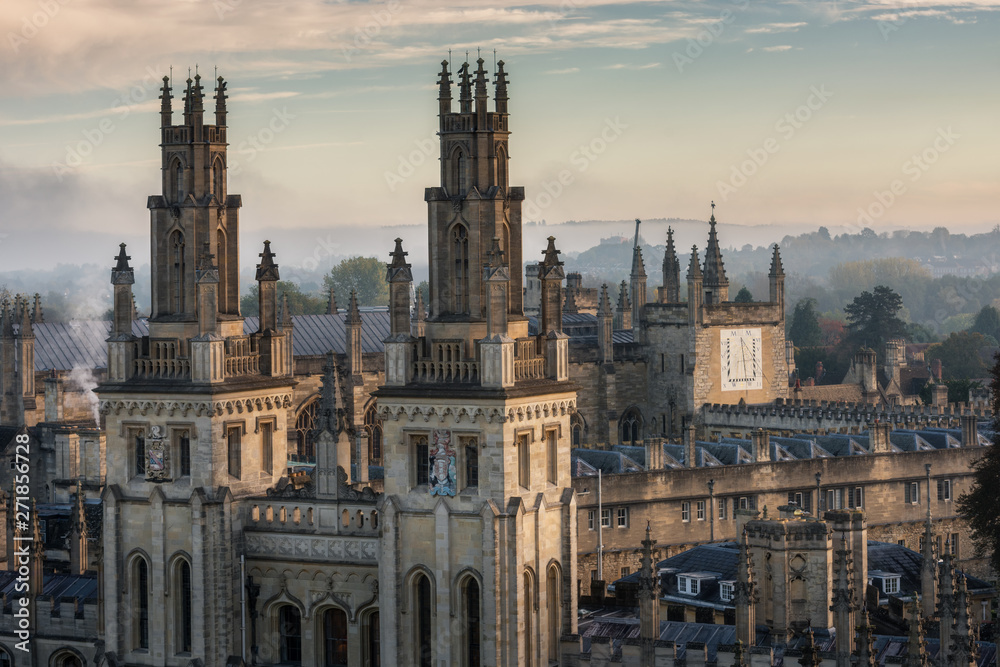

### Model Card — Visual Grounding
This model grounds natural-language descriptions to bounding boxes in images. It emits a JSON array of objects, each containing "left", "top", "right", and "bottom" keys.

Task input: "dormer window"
[
  {"left": 869, "top": 571, "right": 901, "bottom": 596},
  {"left": 677, "top": 575, "right": 699, "bottom": 596},
  {"left": 720, "top": 581, "right": 735, "bottom": 603}
]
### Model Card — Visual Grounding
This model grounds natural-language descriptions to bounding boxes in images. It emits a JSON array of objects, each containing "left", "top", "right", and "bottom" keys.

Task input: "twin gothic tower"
[{"left": 97, "top": 60, "right": 578, "bottom": 667}]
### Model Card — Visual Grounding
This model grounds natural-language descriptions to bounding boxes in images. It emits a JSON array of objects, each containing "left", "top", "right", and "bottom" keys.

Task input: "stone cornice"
[
  {"left": 100, "top": 391, "right": 293, "bottom": 418},
  {"left": 378, "top": 396, "right": 576, "bottom": 424}
]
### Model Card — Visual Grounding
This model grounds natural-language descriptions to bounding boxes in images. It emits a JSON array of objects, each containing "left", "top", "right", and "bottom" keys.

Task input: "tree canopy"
[
  {"left": 734, "top": 286, "right": 753, "bottom": 303},
  {"left": 788, "top": 298, "right": 822, "bottom": 347},
  {"left": 956, "top": 354, "right": 1000, "bottom": 573},
  {"left": 925, "top": 331, "right": 992, "bottom": 380},
  {"left": 843, "top": 285, "right": 908, "bottom": 350},
  {"left": 323, "top": 256, "right": 389, "bottom": 307},
  {"left": 969, "top": 305, "right": 1000, "bottom": 342},
  {"left": 240, "top": 281, "right": 326, "bottom": 317}
]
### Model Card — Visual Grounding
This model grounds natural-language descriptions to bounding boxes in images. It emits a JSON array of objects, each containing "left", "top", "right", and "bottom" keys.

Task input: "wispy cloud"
[
  {"left": 602, "top": 62, "right": 662, "bottom": 70},
  {"left": 745, "top": 22, "right": 807, "bottom": 33},
  {"left": 545, "top": 67, "right": 580, "bottom": 75},
  {"left": 761, "top": 45, "right": 796, "bottom": 52}
]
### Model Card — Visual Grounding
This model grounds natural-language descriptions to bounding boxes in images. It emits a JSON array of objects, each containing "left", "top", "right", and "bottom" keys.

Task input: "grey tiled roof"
[{"left": 29, "top": 312, "right": 392, "bottom": 371}]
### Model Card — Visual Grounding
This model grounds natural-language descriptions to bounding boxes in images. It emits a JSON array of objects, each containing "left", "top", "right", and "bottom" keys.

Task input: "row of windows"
[
  {"left": 129, "top": 555, "right": 191, "bottom": 654},
  {"left": 277, "top": 605, "right": 374, "bottom": 666},
  {"left": 587, "top": 507, "right": 630, "bottom": 530},
  {"left": 907, "top": 532, "right": 961, "bottom": 558},
  {"left": 295, "top": 402, "right": 383, "bottom": 465},
  {"left": 904, "top": 478, "right": 956, "bottom": 504}
]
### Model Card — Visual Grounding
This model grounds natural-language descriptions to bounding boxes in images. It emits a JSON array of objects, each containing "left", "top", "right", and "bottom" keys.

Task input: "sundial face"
[{"left": 720, "top": 327, "right": 763, "bottom": 391}]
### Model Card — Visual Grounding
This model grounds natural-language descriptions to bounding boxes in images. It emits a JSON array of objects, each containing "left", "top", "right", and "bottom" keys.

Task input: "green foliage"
[
  {"left": 843, "top": 285, "right": 908, "bottom": 350},
  {"left": 956, "top": 354, "right": 1000, "bottom": 573},
  {"left": 905, "top": 321, "right": 938, "bottom": 344},
  {"left": 241, "top": 282, "right": 326, "bottom": 317},
  {"left": 794, "top": 346, "right": 850, "bottom": 385},
  {"left": 734, "top": 286, "right": 753, "bottom": 303},
  {"left": 323, "top": 256, "right": 389, "bottom": 307},
  {"left": 969, "top": 305, "right": 1000, "bottom": 340},
  {"left": 788, "top": 298, "right": 822, "bottom": 347},
  {"left": 925, "top": 331, "right": 993, "bottom": 380}
]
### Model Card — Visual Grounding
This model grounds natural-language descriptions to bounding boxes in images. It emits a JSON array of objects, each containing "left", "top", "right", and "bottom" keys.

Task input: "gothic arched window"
[
  {"left": 322, "top": 608, "right": 348, "bottom": 667},
  {"left": 464, "top": 577, "right": 481, "bottom": 667},
  {"left": 619, "top": 407, "right": 642, "bottom": 445},
  {"left": 217, "top": 228, "right": 228, "bottom": 313},
  {"left": 496, "top": 144, "right": 508, "bottom": 192},
  {"left": 169, "top": 230, "right": 186, "bottom": 314},
  {"left": 133, "top": 557, "right": 150, "bottom": 649},
  {"left": 547, "top": 564, "right": 562, "bottom": 662},
  {"left": 175, "top": 161, "right": 184, "bottom": 202},
  {"left": 452, "top": 225, "right": 469, "bottom": 314},
  {"left": 175, "top": 559, "right": 192, "bottom": 653},
  {"left": 50, "top": 652, "right": 82, "bottom": 667},
  {"left": 523, "top": 570, "right": 534, "bottom": 667},
  {"left": 415, "top": 574, "right": 433, "bottom": 667},
  {"left": 279, "top": 605, "right": 302, "bottom": 665},
  {"left": 364, "top": 403, "right": 383, "bottom": 465},
  {"left": 212, "top": 157, "right": 224, "bottom": 200},
  {"left": 294, "top": 400, "right": 319, "bottom": 463},
  {"left": 364, "top": 611, "right": 381, "bottom": 667}
]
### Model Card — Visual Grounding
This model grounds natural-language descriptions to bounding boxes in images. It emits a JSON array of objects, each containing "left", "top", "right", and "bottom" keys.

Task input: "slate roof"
[
  {"left": 611, "top": 541, "right": 994, "bottom": 610},
  {"left": 572, "top": 449, "right": 643, "bottom": 475},
  {"left": 0, "top": 570, "right": 98, "bottom": 602},
  {"left": 29, "top": 312, "right": 392, "bottom": 371}
]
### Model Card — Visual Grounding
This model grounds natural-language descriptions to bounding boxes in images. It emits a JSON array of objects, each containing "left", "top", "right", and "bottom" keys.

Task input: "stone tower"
[
  {"left": 97, "top": 72, "right": 295, "bottom": 665},
  {"left": 378, "top": 58, "right": 578, "bottom": 667}
]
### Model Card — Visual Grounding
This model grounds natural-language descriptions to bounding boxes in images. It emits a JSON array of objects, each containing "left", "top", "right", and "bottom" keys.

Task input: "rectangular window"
[
  {"left": 738, "top": 496, "right": 756, "bottom": 511},
  {"left": 621, "top": 567, "right": 630, "bottom": 578},
  {"left": 720, "top": 582, "right": 734, "bottom": 603},
  {"left": 518, "top": 434, "right": 530, "bottom": 489},
  {"left": 898, "top": 539, "right": 906, "bottom": 548},
  {"left": 588, "top": 510, "right": 595, "bottom": 531},
  {"left": 600, "top": 508, "right": 611, "bottom": 528},
  {"left": 591, "top": 570, "right": 598, "bottom": 581},
  {"left": 178, "top": 432, "right": 191, "bottom": 477},
  {"left": 681, "top": 501, "right": 691, "bottom": 522},
  {"left": 261, "top": 422, "right": 273, "bottom": 474},
  {"left": 906, "top": 481, "right": 920, "bottom": 504},
  {"left": 133, "top": 430, "right": 145, "bottom": 477},
  {"left": 546, "top": 430, "right": 557, "bottom": 485},
  {"left": 463, "top": 437, "right": 479, "bottom": 489},
  {"left": 919, "top": 536, "right": 926, "bottom": 553},
  {"left": 848, "top": 486, "right": 864, "bottom": 509},
  {"left": 617, "top": 507, "right": 629, "bottom": 528},
  {"left": 718, "top": 498, "right": 727, "bottom": 520},
  {"left": 696, "top": 500, "right": 706, "bottom": 521},
  {"left": 938, "top": 479, "right": 952, "bottom": 501},
  {"left": 678, "top": 577, "right": 687, "bottom": 594},
  {"left": 227, "top": 427, "right": 241, "bottom": 479},
  {"left": 827, "top": 488, "right": 845, "bottom": 510},
  {"left": 884, "top": 577, "right": 900, "bottom": 595},
  {"left": 949, "top": 533, "right": 959, "bottom": 556},
  {"left": 415, "top": 436, "right": 429, "bottom": 486}
]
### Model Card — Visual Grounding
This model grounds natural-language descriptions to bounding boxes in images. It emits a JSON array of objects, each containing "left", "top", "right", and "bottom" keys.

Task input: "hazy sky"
[{"left": 0, "top": 0, "right": 997, "bottom": 271}]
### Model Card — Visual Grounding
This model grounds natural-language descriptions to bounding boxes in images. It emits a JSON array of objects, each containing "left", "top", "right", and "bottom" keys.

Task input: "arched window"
[
  {"left": 496, "top": 145, "right": 508, "bottom": 191},
  {"left": 133, "top": 558, "right": 149, "bottom": 649},
  {"left": 0, "top": 648, "right": 10, "bottom": 667},
  {"left": 175, "top": 559, "right": 192, "bottom": 653},
  {"left": 464, "top": 578, "right": 481, "bottom": 667},
  {"left": 452, "top": 225, "right": 469, "bottom": 314},
  {"left": 447, "top": 148, "right": 463, "bottom": 195},
  {"left": 279, "top": 605, "right": 302, "bottom": 665},
  {"left": 217, "top": 228, "right": 228, "bottom": 314},
  {"left": 175, "top": 161, "right": 184, "bottom": 202},
  {"left": 322, "top": 608, "right": 348, "bottom": 667},
  {"left": 170, "top": 230, "right": 186, "bottom": 314},
  {"left": 619, "top": 407, "right": 642, "bottom": 445},
  {"left": 364, "top": 611, "right": 381, "bottom": 667},
  {"left": 212, "top": 158, "right": 224, "bottom": 200},
  {"left": 50, "top": 652, "right": 82, "bottom": 667},
  {"left": 523, "top": 571, "right": 534, "bottom": 667},
  {"left": 295, "top": 400, "right": 319, "bottom": 463},
  {"left": 547, "top": 565, "right": 561, "bottom": 662},
  {"left": 415, "top": 574, "right": 432, "bottom": 667},
  {"left": 571, "top": 413, "right": 585, "bottom": 447},
  {"left": 365, "top": 404, "right": 383, "bottom": 465}
]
